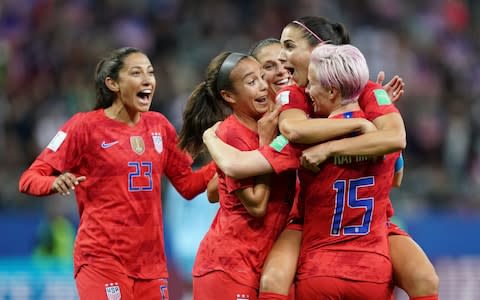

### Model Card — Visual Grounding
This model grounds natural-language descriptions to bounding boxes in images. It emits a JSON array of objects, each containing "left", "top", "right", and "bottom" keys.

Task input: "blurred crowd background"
[{"left": 1, "top": 0, "right": 480, "bottom": 299}]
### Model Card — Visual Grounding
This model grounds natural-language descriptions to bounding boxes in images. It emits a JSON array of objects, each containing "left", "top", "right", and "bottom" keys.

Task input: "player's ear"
[
  {"left": 105, "top": 77, "right": 120, "bottom": 92},
  {"left": 220, "top": 90, "right": 236, "bottom": 104}
]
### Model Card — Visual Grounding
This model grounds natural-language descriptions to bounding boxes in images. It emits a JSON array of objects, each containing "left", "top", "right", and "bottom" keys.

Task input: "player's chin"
[{"left": 137, "top": 103, "right": 152, "bottom": 112}]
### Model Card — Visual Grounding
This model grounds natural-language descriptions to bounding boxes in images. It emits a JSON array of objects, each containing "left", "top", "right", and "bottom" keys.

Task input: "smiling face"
[
  {"left": 109, "top": 52, "right": 156, "bottom": 115},
  {"left": 221, "top": 57, "right": 269, "bottom": 121},
  {"left": 279, "top": 25, "right": 314, "bottom": 87},
  {"left": 254, "top": 43, "right": 291, "bottom": 97},
  {"left": 306, "top": 63, "right": 337, "bottom": 117}
]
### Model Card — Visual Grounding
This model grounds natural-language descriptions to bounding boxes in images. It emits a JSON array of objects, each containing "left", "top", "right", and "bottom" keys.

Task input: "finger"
[
  {"left": 76, "top": 176, "right": 87, "bottom": 183},
  {"left": 376, "top": 71, "right": 385, "bottom": 85},
  {"left": 62, "top": 173, "right": 78, "bottom": 190},
  {"left": 55, "top": 179, "right": 70, "bottom": 195},
  {"left": 271, "top": 104, "right": 282, "bottom": 117}
]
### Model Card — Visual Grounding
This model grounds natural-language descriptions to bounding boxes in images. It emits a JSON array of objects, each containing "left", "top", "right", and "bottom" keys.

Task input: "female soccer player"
[
  {"left": 18, "top": 47, "right": 216, "bottom": 300},
  {"left": 178, "top": 51, "right": 296, "bottom": 300},
  {"left": 248, "top": 38, "right": 292, "bottom": 99},
  {"left": 204, "top": 16, "right": 438, "bottom": 300}
]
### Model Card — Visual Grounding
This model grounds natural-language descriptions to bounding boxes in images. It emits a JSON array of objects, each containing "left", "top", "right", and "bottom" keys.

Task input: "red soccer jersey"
[
  {"left": 19, "top": 109, "right": 215, "bottom": 279},
  {"left": 192, "top": 115, "right": 296, "bottom": 289},
  {"left": 358, "top": 81, "right": 399, "bottom": 121},
  {"left": 299, "top": 111, "right": 395, "bottom": 283},
  {"left": 261, "top": 111, "right": 397, "bottom": 283}
]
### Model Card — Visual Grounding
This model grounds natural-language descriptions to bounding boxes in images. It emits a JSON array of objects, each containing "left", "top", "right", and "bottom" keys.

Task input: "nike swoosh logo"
[{"left": 101, "top": 141, "right": 119, "bottom": 149}]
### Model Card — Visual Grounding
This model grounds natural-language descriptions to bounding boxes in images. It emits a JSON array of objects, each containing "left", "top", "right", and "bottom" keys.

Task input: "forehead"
[
  {"left": 122, "top": 52, "right": 152, "bottom": 68},
  {"left": 230, "top": 57, "right": 260, "bottom": 80},
  {"left": 280, "top": 25, "right": 305, "bottom": 44},
  {"left": 256, "top": 44, "right": 281, "bottom": 63}
]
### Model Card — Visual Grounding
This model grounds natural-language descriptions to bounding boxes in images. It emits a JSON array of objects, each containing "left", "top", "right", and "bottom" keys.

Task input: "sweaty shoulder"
[
  {"left": 358, "top": 80, "right": 399, "bottom": 121},
  {"left": 276, "top": 84, "right": 310, "bottom": 114}
]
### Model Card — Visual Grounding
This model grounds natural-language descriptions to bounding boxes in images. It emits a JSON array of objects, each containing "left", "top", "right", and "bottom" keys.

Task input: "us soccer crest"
[
  {"left": 130, "top": 136, "right": 145, "bottom": 155},
  {"left": 105, "top": 282, "right": 121, "bottom": 300},
  {"left": 151, "top": 132, "right": 163, "bottom": 153}
]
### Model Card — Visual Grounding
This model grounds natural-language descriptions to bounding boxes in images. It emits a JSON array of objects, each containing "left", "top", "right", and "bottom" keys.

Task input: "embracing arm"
[
  {"left": 203, "top": 125, "right": 273, "bottom": 179},
  {"left": 324, "top": 112, "right": 406, "bottom": 156},
  {"left": 279, "top": 109, "right": 374, "bottom": 144}
]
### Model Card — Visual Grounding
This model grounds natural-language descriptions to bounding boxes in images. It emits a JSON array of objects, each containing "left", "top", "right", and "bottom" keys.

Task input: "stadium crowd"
[{"left": 1, "top": 0, "right": 480, "bottom": 215}]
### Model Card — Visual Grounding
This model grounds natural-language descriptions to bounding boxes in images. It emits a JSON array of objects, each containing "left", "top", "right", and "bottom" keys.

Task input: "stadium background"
[{"left": 1, "top": 0, "right": 480, "bottom": 299}]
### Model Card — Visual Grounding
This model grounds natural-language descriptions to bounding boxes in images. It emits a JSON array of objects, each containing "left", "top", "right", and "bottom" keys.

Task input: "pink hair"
[{"left": 310, "top": 44, "right": 369, "bottom": 104}]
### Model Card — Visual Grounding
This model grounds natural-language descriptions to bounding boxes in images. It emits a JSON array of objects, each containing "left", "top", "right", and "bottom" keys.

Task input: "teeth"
[
  {"left": 276, "top": 78, "right": 289, "bottom": 85},
  {"left": 140, "top": 89, "right": 152, "bottom": 94}
]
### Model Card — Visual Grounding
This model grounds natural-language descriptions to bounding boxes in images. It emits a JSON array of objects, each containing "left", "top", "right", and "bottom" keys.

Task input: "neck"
[
  {"left": 104, "top": 101, "right": 141, "bottom": 126},
  {"left": 233, "top": 111, "right": 259, "bottom": 132},
  {"left": 329, "top": 101, "right": 360, "bottom": 117}
]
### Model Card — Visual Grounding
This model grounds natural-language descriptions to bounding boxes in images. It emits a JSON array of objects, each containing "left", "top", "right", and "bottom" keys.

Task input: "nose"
[
  {"left": 260, "top": 77, "right": 268, "bottom": 91},
  {"left": 142, "top": 72, "right": 155, "bottom": 86},
  {"left": 278, "top": 48, "right": 287, "bottom": 62}
]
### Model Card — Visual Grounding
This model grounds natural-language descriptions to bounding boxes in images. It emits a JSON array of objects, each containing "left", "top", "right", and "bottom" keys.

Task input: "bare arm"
[
  {"left": 235, "top": 175, "right": 271, "bottom": 217},
  {"left": 326, "top": 112, "right": 406, "bottom": 156},
  {"left": 392, "top": 168, "right": 404, "bottom": 188},
  {"left": 278, "top": 109, "right": 373, "bottom": 144},
  {"left": 206, "top": 173, "right": 219, "bottom": 203},
  {"left": 203, "top": 125, "right": 273, "bottom": 179}
]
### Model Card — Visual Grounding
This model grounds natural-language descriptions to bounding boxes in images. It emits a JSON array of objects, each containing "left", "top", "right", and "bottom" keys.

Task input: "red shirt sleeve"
[
  {"left": 358, "top": 81, "right": 399, "bottom": 121},
  {"left": 18, "top": 159, "right": 58, "bottom": 196},
  {"left": 258, "top": 135, "right": 302, "bottom": 174},
  {"left": 162, "top": 119, "right": 216, "bottom": 200},
  {"left": 276, "top": 85, "right": 312, "bottom": 114}
]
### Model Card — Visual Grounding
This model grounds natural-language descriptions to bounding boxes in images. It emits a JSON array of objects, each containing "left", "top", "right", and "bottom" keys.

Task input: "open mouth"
[
  {"left": 274, "top": 78, "right": 290, "bottom": 86},
  {"left": 137, "top": 89, "right": 152, "bottom": 104},
  {"left": 255, "top": 95, "right": 268, "bottom": 104}
]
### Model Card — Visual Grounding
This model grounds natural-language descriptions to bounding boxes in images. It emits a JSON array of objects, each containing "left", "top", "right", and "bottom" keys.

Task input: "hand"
[
  {"left": 376, "top": 71, "right": 405, "bottom": 103},
  {"left": 359, "top": 119, "right": 377, "bottom": 134},
  {"left": 52, "top": 172, "right": 86, "bottom": 196},
  {"left": 203, "top": 121, "right": 222, "bottom": 143},
  {"left": 258, "top": 104, "right": 282, "bottom": 146},
  {"left": 301, "top": 143, "right": 330, "bottom": 172}
]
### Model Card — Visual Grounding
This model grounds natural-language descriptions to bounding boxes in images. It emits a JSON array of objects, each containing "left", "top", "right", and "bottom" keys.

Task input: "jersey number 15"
[{"left": 331, "top": 176, "right": 374, "bottom": 236}]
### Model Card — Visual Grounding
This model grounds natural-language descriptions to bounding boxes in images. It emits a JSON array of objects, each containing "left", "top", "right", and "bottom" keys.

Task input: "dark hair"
[
  {"left": 248, "top": 38, "right": 281, "bottom": 58},
  {"left": 289, "top": 16, "right": 350, "bottom": 47},
  {"left": 178, "top": 51, "right": 249, "bottom": 157},
  {"left": 94, "top": 47, "right": 143, "bottom": 109}
]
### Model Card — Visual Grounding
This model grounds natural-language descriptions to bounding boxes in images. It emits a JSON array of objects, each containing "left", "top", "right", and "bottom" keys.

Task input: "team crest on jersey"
[
  {"left": 276, "top": 90, "right": 290, "bottom": 105},
  {"left": 151, "top": 132, "right": 163, "bottom": 153},
  {"left": 105, "top": 282, "right": 121, "bottom": 300},
  {"left": 236, "top": 294, "right": 250, "bottom": 300},
  {"left": 130, "top": 136, "right": 145, "bottom": 155}
]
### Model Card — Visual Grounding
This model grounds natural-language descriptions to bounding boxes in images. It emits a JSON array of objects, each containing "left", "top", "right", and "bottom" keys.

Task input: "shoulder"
[
  {"left": 360, "top": 81, "right": 382, "bottom": 96},
  {"left": 63, "top": 111, "right": 97, "bottom": 129},
  {"left": 142, "top": 111, "right": 175, "bottom": 130},
  {"left": 142, "top": 111, "right": 170, "bottom": 123},
  {"left": 276, "top": 84, "right": 307, "bottom": 105},
  {"left": 217, "top": 115, "right": 239, "bottom": 137}
]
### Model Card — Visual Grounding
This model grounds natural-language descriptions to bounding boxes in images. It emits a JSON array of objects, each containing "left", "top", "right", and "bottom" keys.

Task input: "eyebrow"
[{"left": 242, "top": 71, "right": 256, "bottom": 80}]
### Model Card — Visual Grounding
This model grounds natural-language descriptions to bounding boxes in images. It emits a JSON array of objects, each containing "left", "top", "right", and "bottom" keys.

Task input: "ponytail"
[{"left": 178, "top": 80, "right": 229, "bottom": 157}]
